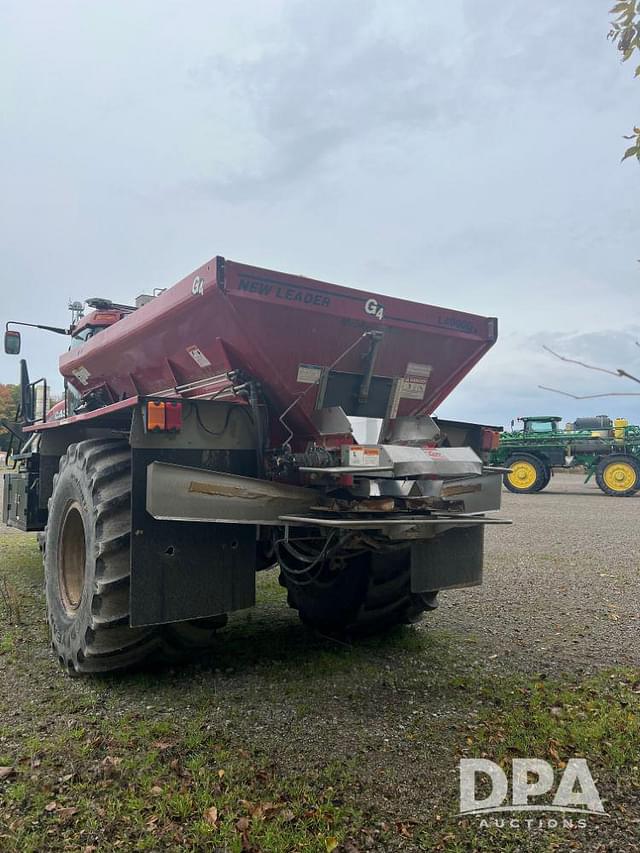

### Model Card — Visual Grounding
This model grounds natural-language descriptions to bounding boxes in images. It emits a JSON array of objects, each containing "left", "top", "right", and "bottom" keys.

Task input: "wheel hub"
[
  {"left": 507, "top": 461, "right": 537, "bottom": 490},
  {"left": 58, "top": 502, "right": 86, "bottom": 614},
  {"left": 603, "top": 462, "right": 636, "bottom": 492}
]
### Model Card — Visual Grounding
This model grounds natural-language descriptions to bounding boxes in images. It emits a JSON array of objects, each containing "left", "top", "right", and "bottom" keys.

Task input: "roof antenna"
[{"left": 68, "top": 300, "right": 84, "bottom": 326}]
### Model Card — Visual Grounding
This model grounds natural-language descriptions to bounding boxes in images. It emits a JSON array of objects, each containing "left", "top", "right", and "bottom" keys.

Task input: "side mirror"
[{"left": 4, "top": 330, "right": 21, "bottom": 355}]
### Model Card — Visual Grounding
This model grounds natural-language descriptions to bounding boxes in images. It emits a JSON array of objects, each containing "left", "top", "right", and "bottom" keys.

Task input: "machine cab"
[
  {"left": 519, "top": 416, "right": 562, "bottom": 434},
  {"left": 65, "top": 301, "right": 132, "bottom": 415},
  {"left": 69, "top": 301, "right": 129, "bottom": 347}
]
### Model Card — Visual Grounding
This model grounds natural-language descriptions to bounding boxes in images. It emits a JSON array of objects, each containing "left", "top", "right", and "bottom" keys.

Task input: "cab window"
[{"left": 70, "top": 327, "right": 98, "bottom": 349}]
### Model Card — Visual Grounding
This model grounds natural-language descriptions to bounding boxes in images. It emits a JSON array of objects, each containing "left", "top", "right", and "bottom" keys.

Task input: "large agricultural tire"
[
  {"left": 279, "top": 547, "right": 437, "bottom": 638},
  {"left": 503, "top": 454, "right": 548, "bottom": 494},
  {"left": 45, "top": 439, "right": 223, "bottom": 675},
  {"left": 537, "top": 464, "right": 552, "bottom": 492},
  {"left": 595, "top": 454, "right": 640, "bottom": 497}
]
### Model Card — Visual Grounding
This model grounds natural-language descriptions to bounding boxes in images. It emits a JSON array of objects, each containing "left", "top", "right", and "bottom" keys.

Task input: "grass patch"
[
  {"left": 0, "top": 709, "right": 381, "bottom": 852},
  {"left": 470, "top": 669, "right": 640, "bottom": 771},
  {"left": 1, "top": 532, "right": 639, "bottom": 851},
  {"left": 424, "top": 669, "right": 640, "bottom": 851}
]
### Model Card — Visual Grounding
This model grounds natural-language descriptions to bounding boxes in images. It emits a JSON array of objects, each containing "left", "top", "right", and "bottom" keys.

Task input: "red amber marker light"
[
  {"left": 146, "top": 401, "right": 166, "bottom": 431},
  {"left": 164, "top": 402, "right": 182, "bottom": 432}
]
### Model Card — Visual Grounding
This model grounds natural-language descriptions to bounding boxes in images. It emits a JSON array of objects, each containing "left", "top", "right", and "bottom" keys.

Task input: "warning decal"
[
  {"left": 187, "top": 346, "right": 212, "bottom": 369},
  {"left": 297, "top": 364, "right": 323, "bottom": 384},
  {"left": 399, "top": 362, "right": 432, "bottom": 400},
  {"left": 399, "top": 378, "right": 427, "bottom": 400}
]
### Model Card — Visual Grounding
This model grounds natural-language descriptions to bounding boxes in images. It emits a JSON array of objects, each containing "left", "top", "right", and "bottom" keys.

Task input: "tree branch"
[
  {"left": 538, "top": 385, "right": 640, "bottom": 399},
  {"left": 608, "top": 0, "right": 640, "bottom": 161},
  {"left": 542, "top": 345, "right": 640, "bottom": 384}
]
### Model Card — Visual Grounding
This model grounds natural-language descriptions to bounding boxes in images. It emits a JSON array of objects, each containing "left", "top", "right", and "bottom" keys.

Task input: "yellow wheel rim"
[
  {"left": 507, "top": 460, "right": 538, "bottom": 490},
  {"left": 602, "top": 461, "right": 637, "bottom": 492}
]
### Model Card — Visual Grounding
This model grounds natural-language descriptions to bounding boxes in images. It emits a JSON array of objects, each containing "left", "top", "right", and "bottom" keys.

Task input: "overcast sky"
[{"left": 1, "top": 1, "right": 638, "bottom": 428}]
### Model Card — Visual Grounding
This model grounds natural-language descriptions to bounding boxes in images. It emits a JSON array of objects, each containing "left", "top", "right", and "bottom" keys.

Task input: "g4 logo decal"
[
  {"left": 365, "top": 298, "right": 384, "bottom": 320},
  {"left": 192, "top": 276, "right": 205, "bottom": 296}
]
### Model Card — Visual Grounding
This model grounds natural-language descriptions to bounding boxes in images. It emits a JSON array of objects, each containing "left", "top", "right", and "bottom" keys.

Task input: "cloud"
[
  {"left": 0, "top": 0, "right": 637, "bottom": 435},
  {"left": 185, "top": 0, "right": 621, "bottom": 198}
]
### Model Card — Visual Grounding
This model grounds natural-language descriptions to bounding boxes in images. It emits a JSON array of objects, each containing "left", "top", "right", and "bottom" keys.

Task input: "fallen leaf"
[
  {"left": 0, "top": 767, "right": 14, "bottom": 780},
  {"left": 236, "top": 816, "right": 250, "bottom": 832},
  {"left": 218, "top": 768, "right": 225, "bottom": 779},
  {"left": 100, "top": 756, "right": 122, "bottom": 778},
  {"left": 326, "top": 837, "right": 339, "bottom": 853},
  {"left": 60, "top": 773, "right": 74, "bottom": 783},
  {"left": 240, "top": 832, "right": 258, "bottom": 853},
  {"left": 152, "top": 740, "right": 172, "bottom": 751},
  {"left": 262, "top": 802, "right": 282, "bottom": 820},
  {"left": 150, "top": 785, "right": 163, "bottom": 796},
  {"left": 246, "top": 801, "right": 276, "bottom": 821},
  {"left": 280, "top": 808, "right": 295, "bottom": 822},
  {"left": 44, "top": 801, "right": 58, "bottom": 812},
  {"left": 57, "top": 807, "right": 78, "bottom": 821},
  {"left": 396, "top": 822, "right": 413, "bottom": 838},
  {"left": 204, "top": 805, "right": 219, "bottom": 827}
]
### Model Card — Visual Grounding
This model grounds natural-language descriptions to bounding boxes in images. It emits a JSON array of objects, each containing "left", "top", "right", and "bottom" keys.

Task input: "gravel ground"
[{"left": 431, "top": 471, "right": 639, "bottom": 674}]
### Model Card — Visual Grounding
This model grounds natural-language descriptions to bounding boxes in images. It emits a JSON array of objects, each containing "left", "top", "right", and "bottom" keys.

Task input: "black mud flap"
[
  {"left": 130, "top": 448, "right": 257, "bottom": 627},
  {"left": 410, "top": 525, "right": 484, "bottom": 592}
]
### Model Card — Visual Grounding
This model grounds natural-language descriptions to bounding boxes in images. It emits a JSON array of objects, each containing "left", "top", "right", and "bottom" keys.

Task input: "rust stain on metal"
[
  {"left": 357, "top": 497, "right": 396, "bottom": 512},
  {"left": 313, "top": 497, "right": 397, "bottom": 513},
  {"left": 188, "top": 481, "right": 263, "bottom": 501},
  {"left": 441, "top": 483, "right": 482, "bottom": 497}
]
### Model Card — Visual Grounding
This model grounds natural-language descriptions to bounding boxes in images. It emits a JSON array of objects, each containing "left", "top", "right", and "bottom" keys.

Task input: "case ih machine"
[{"left": 3, "top": 256, "right": 507, "bottom": 674}]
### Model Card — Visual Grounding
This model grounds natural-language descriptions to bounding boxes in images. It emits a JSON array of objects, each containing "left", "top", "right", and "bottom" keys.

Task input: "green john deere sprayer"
[{"left": 490, "top": 415, "right": 640, "bottom": 497}]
